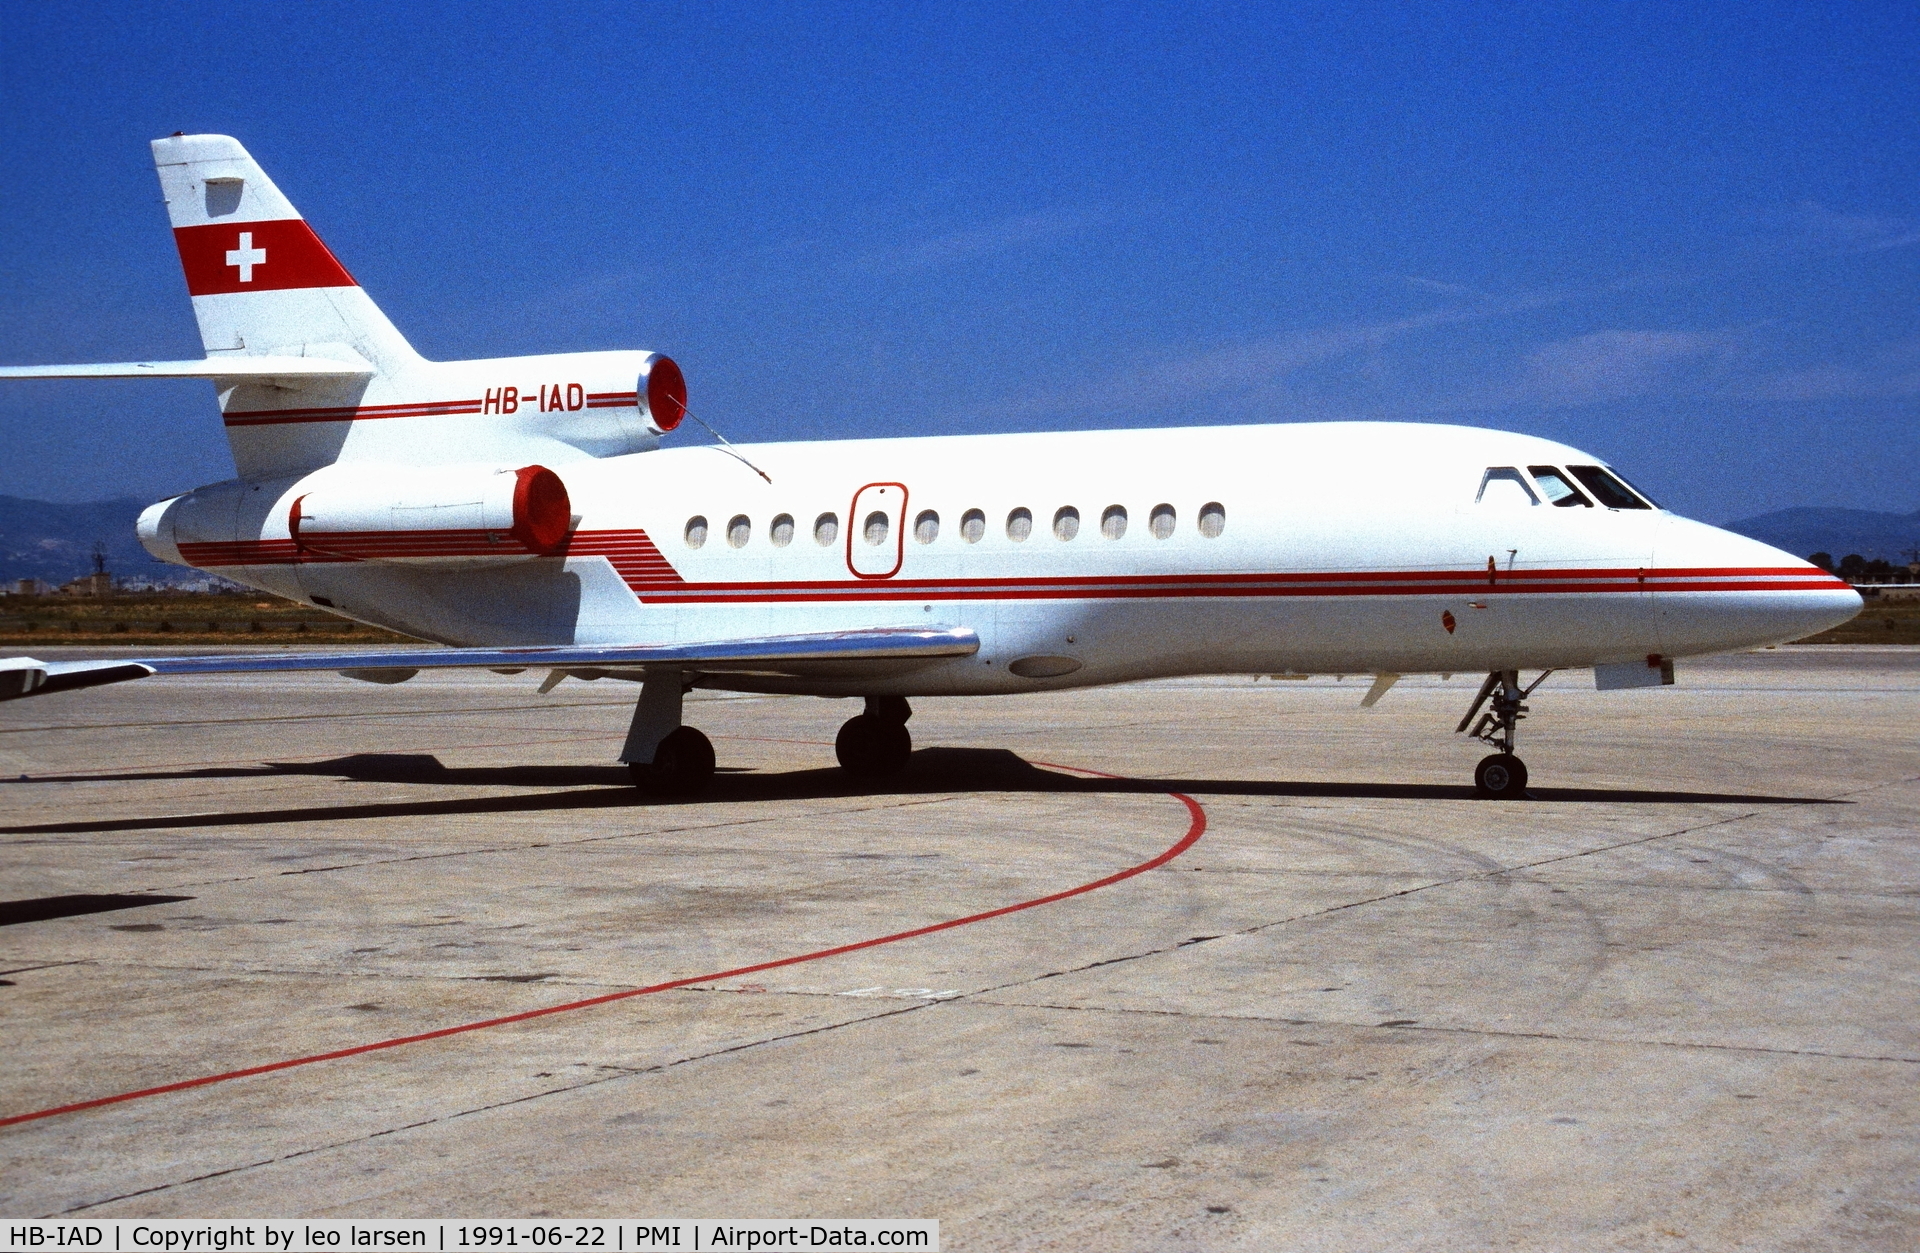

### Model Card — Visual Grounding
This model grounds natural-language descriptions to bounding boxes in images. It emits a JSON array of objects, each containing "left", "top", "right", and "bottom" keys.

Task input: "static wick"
[{"left": 684, "top": 409, "right": 772, "bottom": 485}]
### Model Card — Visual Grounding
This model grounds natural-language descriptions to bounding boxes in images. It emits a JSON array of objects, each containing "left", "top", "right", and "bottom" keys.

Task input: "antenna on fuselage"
[{"left": 680, "top": 408, "right": 772, "bottom": 485}]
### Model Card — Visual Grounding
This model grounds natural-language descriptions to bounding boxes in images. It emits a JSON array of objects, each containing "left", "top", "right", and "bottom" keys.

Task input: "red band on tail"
[{"left": 174, "top": 220, "right": 357, "bottom": 295}]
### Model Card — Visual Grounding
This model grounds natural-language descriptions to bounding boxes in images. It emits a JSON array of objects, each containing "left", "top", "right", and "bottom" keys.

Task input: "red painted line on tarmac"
[{"left": 0, "top": 763, "right": 1205, "bottom": 1129}]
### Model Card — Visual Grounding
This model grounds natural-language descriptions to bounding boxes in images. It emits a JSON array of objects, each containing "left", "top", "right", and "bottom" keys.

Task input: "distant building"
[
  {"left": 58, "top": 544, "right": 116, "bottom": 597},
  {"left": 58, "top": 572, "right": 114, "bottom": 597}
]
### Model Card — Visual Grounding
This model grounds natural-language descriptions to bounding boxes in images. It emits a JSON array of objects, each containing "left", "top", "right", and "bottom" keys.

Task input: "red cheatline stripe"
[
  {"left": 606, "top": 564, "right": 1833, "bottom": 592},
  {"left": 585, "top": 391, "right": 640, "bottom": 411},
  {"left": 615, "top": 578, "right": 1847, "bottom": 603},
  {"left": 221, "top": 395, "right": 651, "bottom": 426},
  {"left": 167, "top": 527, "right": 1847, "bottom": 602},
  {"left": 164, "top": 554, "right": 1843, "bottom": 599},
  {"left": 229, "top": 400, "right": 485, "bottom": 419},
  {"left": 165, "top": 555, "right": 1840, "bottom": 599},
  {"left": 0, "top": 763, "right": 1204, "bottom": 1130},
  {"left": 224, "top": 401, "right": 485, "bottom": 428}
]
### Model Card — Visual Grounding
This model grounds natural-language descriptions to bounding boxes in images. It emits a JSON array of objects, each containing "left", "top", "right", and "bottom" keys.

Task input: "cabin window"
[
  {"left": 1476, "top": 467, "right": 1538, "bottom": 507},
  {"left": 684, "top": 515, "right": 709, "bottom": 548},
  {"left": 961, "top": 508, "right": 986, "bottom": 543},
  {"left": 1529, "top": 466, "right": 1593, "bottom": 507},
  {"left": 1101, "top": 505, "right": 1127, "bottom": 540},
  {"left": 1149, "top": 503, "right": 1176, "bottom": 538},
  {"left": 1198, "top": 501, "right": 1226, "bottom": 538},
  {"left": 1567, "top": 465, "right": 1651, "bottom": 509},
  {"left": 814, "top": 513, "right": 838, "bottom": 546},
  {"left": 1007, "top": 507, "right": 1033, "bottom": 541},
  {"left": 914, "top": 510, "right": 940, "bottom": 543},
  {"left": 770, "top": 513, "right": 795, "bottom": 546},
  {"left": 863, "top": 510, "right": 890, "bottom": 546},
  {"left": 727, "top": 514, "right": 752, "bottom": 547},
  {"left": 1053, "top": 506, "right": 1080, "bottom": 540}
]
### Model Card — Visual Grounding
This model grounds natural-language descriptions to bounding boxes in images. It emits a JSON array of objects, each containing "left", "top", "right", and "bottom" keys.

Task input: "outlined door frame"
[{"left": 846, "top": 482, "right": 908, "bottom": 579}]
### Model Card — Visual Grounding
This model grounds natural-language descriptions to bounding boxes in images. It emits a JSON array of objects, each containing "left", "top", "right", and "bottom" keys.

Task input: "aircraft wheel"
[
  {"left": 1474, "top": 752, "right": 1528, "bottom": 799},
  {"left": 836, "top": 714, "right": 912, "bottom": 778},
  {"left": 630, "top": 726, "right": 715, "bottom": 797}
]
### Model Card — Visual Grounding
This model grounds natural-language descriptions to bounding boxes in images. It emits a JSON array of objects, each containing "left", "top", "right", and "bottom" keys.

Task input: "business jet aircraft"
[{"left": 0, "top": 135, "right": 1860, "bottom": 798}]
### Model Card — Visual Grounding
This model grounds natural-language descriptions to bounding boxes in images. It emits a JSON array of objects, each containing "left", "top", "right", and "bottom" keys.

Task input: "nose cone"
[{"left": 1653, "top": 516, "right": 1862, "bottom": 656}]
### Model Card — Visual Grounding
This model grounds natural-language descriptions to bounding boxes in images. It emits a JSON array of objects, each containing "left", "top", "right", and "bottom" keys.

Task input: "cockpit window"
[
  {"left": 1528, "top": 466, "right": 1593, "bottom": 507},
  {"left": 1476, "top": 466, "right": 1539, "bottom": 506},
  {"left": 1567, "top": 465, "right": 1652, "bottom": 509},
  {"left": 1605, "top": 466, "right": 1661, "bottom": 509}
]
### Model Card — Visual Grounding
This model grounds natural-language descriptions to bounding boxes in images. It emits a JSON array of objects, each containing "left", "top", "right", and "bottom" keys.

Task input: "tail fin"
[
  {"left": 4, "top": 135, "right": 669, "bottom": 484},
  {"left": 152, "top": 134, "right": 418, "bottom": 371}
]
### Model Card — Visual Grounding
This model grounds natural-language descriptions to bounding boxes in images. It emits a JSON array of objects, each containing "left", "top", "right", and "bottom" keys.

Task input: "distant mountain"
[
  {"left": 1722, "top": 506, "right": 1920, "bottom": 563},
  {"left": 0, "top": 496, "right": 164, "bottom": 586}
]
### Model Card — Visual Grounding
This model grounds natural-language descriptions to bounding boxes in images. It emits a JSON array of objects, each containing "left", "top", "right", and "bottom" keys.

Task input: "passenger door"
[{"left": 847, "top": 482, "right": 908, "bottom": 579}]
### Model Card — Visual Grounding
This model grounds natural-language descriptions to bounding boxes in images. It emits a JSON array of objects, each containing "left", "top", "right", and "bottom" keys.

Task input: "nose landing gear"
[
  {"left": 1474, "top": 751, "right": 1527, "bottom": 798},
  {"left": 836, "top": 696, "right": 913, "bottom": 779},
  {"left": 1455, "top": 669, "right": 1553, "bottom": 798}
]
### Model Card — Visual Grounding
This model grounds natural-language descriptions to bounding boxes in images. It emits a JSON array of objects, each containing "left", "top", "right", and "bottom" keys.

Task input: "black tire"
[
  {"left": 630, "top": 726, "right": 715, "bottom": 797},
  {"left": 1474, "top": 752, "right": 1529, "bottom": 799},
  {"left": 835, "top": 713, "right": 913, "bottom": 778}
]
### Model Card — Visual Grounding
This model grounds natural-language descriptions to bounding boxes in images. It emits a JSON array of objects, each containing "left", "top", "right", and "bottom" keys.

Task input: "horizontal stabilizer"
[
  {"left": 0, "top": 626, "right": 981, "bottom": 703},
  {"left": 0, "top": 354, "right": 373, "bottom": 381}
]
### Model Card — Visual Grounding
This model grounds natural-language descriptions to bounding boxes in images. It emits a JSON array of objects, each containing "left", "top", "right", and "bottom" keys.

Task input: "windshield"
[
  {"left": 1606, "top": 466, "right": 1661, "bottom": 509},
  {"left": 1567, "top": 465, "right": 1652, "bottom": 509},
  {"left": 1528, "top": 466, "right": 1592, "bottom": 507}
]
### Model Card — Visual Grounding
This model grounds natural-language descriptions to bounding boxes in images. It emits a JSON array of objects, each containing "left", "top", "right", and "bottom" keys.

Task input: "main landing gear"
[
  {"left": 1455, "top": 669, "right": 1553, "bottom": 799},
  {"left": 623, "top": 667, "right": 715, "bottom": 797},
  {"left": 836, "top": 696, "right": 913, "bottom": 780},
  {"left": 639, "top": 726, "right": 716, "bottom": 797},
  {"left": 619, "top": 681, "right": 918, "bottom": 797}
]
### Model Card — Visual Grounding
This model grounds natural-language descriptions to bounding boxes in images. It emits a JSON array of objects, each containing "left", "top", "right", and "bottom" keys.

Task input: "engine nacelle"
[
  {"left": 138, "top": 463, "right": 575, "bottom": 574},
  {"left": 290, "top": 464, "right": 572, "bottom": 565}
]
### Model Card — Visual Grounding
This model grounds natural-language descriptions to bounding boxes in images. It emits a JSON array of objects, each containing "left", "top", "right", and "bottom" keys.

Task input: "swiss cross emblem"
[{"left": 225, "top": 231, "right": 267, "bottom": 282}]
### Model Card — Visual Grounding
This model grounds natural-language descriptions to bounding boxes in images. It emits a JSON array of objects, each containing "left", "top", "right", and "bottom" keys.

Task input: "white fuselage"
[{"left": 158, "top": 420, "right": 1860, "bottom": 696}]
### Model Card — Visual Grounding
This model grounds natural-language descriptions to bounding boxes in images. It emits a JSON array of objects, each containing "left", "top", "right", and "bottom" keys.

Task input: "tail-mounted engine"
[
  {"left": 639, "top": 354, "right": 687, "bottom": 434},
  {"left": 290, "top": 464, "right": 572, "bottom": 565},
  {"left": 140, "top": 463, "right": 577, "bottom": 573}
]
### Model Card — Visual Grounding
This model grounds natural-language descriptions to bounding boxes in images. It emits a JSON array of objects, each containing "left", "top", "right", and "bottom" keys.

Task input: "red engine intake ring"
[
  {"left": 510, "top": 466, "right": 572, "bottom": 555},
  {"left": 644, "top": 355, "right": 687, "bottom": 433}
]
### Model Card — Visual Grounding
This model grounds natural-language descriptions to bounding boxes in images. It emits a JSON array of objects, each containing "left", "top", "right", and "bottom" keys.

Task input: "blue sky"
[{"left": 2, "top": 2, "right": 1916, "bottom": 523}]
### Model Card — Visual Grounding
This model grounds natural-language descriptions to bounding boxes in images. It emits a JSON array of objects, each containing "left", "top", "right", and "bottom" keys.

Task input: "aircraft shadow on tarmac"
[{"left": 0, "top": 747, "right": 1842, "bottom": 836}]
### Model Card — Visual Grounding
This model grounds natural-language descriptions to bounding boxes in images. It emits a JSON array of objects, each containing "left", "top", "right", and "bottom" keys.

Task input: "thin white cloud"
[
  {"left": 1748, "top": 334, "right": 1920, "bottom": 401},
  {"left": 1386, "top": 327, "right": 1743, "bottom": 418},
  {"left": 1403, "top": 275, "right": 1480, "bottom": 296},
  {"left": 996, "top": 286, "right": 1580, "bottom": 422},
  {"left": 855, "top": 210, "right": 1092, "bottom": 274},
  {"left": 1779, "top": 201, "right": 1920, "bottom": 256},
  {"left": 1508, "top": 329, "right": 1735, "bottom": 406}
]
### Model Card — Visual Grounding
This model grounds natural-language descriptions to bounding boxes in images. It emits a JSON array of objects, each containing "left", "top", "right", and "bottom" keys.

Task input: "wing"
[
  {"left": 0, "top": 355, "right": 373, "bottom": 381},
  {"left": 0, "top": 626, "right": 980, "bottom": 703}
]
